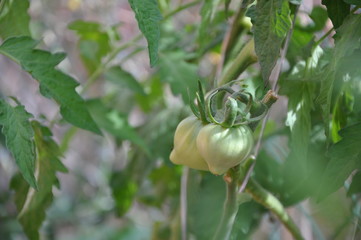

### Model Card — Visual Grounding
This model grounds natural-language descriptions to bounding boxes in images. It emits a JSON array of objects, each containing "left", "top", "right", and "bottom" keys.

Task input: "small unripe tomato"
[
  {"left": 196, "top": 124, "right": 254, "bottom": 175},
  {"left": 170, "top": 116, "right": 209, "bottom": 171}
]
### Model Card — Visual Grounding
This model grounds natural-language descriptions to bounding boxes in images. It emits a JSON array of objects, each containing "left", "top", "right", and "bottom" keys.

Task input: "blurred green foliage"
[{"left": 0, "top": 0, "right": 361, "bottom": 240}]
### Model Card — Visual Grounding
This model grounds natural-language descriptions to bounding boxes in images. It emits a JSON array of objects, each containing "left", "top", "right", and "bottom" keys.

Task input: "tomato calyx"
[
  {"left": 189, "top": 81, "right": 208, "bottom": 124},
  {"left": 204, "top": 86, "right": 267, "bottom": 128}
]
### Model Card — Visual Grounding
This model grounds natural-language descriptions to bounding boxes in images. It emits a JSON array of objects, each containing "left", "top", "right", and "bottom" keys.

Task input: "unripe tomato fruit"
[
  {"left": 196, "top": 124, "right": 254, "bottom": 175},
  {"left": 170, "top": 116, "right": 209, "bottom": 171}
]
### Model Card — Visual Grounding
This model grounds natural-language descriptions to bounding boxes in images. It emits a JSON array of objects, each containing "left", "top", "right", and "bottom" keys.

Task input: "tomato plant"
[{"left": 0, "top": 0, "right": 361, "bottom": 240}]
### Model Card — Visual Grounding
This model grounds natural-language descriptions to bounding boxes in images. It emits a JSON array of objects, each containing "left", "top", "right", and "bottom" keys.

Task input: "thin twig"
[
  {"left": 81, "top": 39, "right": 140, "bottom": 93},
  {"left": 314, "top": 27, "right": 334, "bottom": 47},
  {"left": 163, "top": 0, "right": 202, "bottom": 21},
  {"left": 216, "top": 0, "right": 252, "bottom": 86},
  {"left": 238, "top": 112, "right": 269, "bottom": 194},
  {"left": 180, "top": 167, "right": 189, "bottom": 240},
  {"left": 311, "top": 5, "right": 360, "bottom": 58},
  {"left": 271, "top": 6, "right": 299, "bottom": 92},
  {"left": 239, "top": 6, "right": 299, "bottom": 195}
]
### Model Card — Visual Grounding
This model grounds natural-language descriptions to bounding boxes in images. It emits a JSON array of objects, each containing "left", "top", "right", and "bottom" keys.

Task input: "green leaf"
[
  {"left": 158, "top": 52, "right": 198, "bottom": 103},
  {"left": 278, "top": 47, "right": 323, "bottom": 203},
  {"left": 281, "top": 77, "right": 316, "bottom": 198},
  {"left": 86, "top": 99, "right": 149, "bottom": 154},
  {"left": 225, "top": 0, "right": 232, "bottom": 13},
  {"left": 331, "top": 90, "right": 353, "bottom": 142},
  {"left": 135, "top": 76, "right": 163, "bottom": 112},
  {"left": 284, "top": 79, "right": 315, "bottom": 160},
  {"left": 289, "top": 0, "right": 302, "bottom": 4},
  {"left": 137, "top": 106, "right": 188, "bottom": 162},
  {"left": 337, "top": 49, "right": 361, "bottom": 79},
  {"left": 287, "top": 27, "right": 314, "bottom": 63},
  {"left": 318, "top": 122, "right": 361, "bottom": 200},
  {"left": 188, "top": 173, "right": 225, "bottom": 239},
  {"left": 148, "top": 165, "right": 181, "bottom": 202},
  {"left": 343, "top": 0, "right": 361, "bottom": 4},
  {"left": 128, "top": 0, "right": 162, "bottom": 67},
  {"left": 104, "top": 66, "right": 146, "bottom": 95},
  {"left": 253, "top": 0, "right": 291, "bottom": 81},
  {"left": 198, "top": 0, "right": 222, "bottom": 47},
  {"left": 316, "top": 15, "right": 361, "bottom": 139},
  {"left": 0, "top": 99, "right": 37, "bottom": 189},
  {"left": 230, "top": 202, "right": 264, "bottom": 240},
  {"left": 0, "top": 0, "right": 30, "bottom": 39},
  {"left": 322, "top": 0, "right": 350, "bottom": 29},
  {"left": 347, "top": 171, "right": 361, "bottom": 196},
  {"left": 68, "top": 20, "right": 112, "bottom": 74},
  {"left": 331, "top": 96, "right": 345, "bottom": 143},
  {"left": 307, "top": 6, "right": 329, "bottom": 32},
  {"left": 0, "top": 37, "right": 101, "bottom": 134},
  {"left": 137, "top": 166, "right": 180, "bottom": 208},
  {"left": 11, "top": 122, "right": 67, "bottom": 240},
  {"left": 110, "top": 171, "right": 138, "bottom": 216}
]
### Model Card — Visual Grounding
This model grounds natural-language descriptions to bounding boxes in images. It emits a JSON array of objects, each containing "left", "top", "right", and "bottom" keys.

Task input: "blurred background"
[{"left": 0, "top": 0, "right": 359, "bottom": 239}]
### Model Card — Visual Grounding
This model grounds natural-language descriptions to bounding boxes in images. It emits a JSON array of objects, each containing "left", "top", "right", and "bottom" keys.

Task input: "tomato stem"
[
  {"left": 248, "top": 90, "right": 278, "bottom": 131},
  {"left": 238, "top": 159, "right": 304, "bottom": 240},
  {"left": 207, "top": 87, "right": 263, "bottom": 127},
  {"left": 218, "top": 39, "right": 258, "bottom": 87},
  {"left": 245, "top": 178, "right": 305, "bottom": 240},
  {"left": 212, "top": 168, "right": 238, "bottom": 240},
  {"left": 221, "top": 97, "right": 238, "bottom": 127}
]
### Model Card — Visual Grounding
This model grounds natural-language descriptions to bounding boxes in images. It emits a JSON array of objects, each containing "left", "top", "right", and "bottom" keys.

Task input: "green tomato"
[
  {"left": 170, "top": 116, "right": 209, "bottom": 171},
  {"left": 196, "top": 124, "right": 254, "bottom": 175}
]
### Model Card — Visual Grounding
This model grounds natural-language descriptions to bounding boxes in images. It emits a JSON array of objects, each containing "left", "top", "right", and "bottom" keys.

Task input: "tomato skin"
[
  {"left": 196, "top": 124, "right": 254, "bottom": 175},
  {"left": 170, "top": 116, "right": 209, "bottom": 171}
]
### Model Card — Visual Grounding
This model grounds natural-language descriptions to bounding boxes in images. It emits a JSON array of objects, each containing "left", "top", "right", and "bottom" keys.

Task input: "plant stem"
[
  {"left": 163, "top": 0, "right": 202, "bottom": 21},
  {"left": 81, "top": 38, "right": 140, "bottom": 93},
  {"left": 221, "top": 97, "right": 238, "bottom": 127},
  {"left": 270, "top": 6, "right": 298, "bottom": 91},
  {"left": 59, "top": 126, "right": 78, "bottom": 154},
  {"left": 212, "top": 91, "right": 278, "bottom": 239},
  {"left": 246, "top": 178, "right": 304, "bottom": 240},
  {"left": 180, "top": 167, "right": 189, "bottom": 240},
  {"left": 248, "top": 90, "right": 278, "bottom": 131},
  {"left": 217, "top": 0, "right": 252, "bottom": 86},
  {"left": 234, "top": 146, "right": 301, "bottom": 239},
  {"left": 218, "top": 38, "right": 257, "bottom": 87},
  {"left": 212, "top": 169, "right": 238, "bottom": 240},
  {"left": 215, "top": 38, "right": 258, "bottom": 109},
  {"left": 311, "top": 5, "right": 361, "bottom": 53},
  {"left": 313, "top": 27, "right": 334, "bottom": 48}
]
